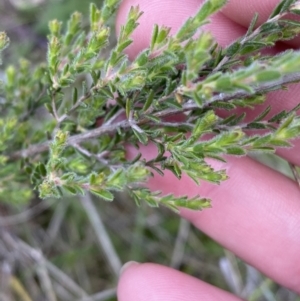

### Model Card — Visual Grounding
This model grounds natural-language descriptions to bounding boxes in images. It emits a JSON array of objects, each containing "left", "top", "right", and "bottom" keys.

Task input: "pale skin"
[{"left": 115, "top": 1, "right": 300, "bottom": 300}]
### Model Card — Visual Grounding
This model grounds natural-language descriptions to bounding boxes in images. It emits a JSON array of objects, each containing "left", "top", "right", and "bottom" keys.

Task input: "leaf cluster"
[{"left": 0, "top": 0, "right": 300, "bottom": 211}]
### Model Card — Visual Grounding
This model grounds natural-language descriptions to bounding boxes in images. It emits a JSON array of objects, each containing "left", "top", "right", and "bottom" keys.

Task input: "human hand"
[{"left": 116, "top": 1, "right": 300, "bottom": 300}]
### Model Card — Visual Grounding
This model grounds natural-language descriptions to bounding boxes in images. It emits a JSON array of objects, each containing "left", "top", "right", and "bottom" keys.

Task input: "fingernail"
[{"left": 120, "top": 261, "right": 139, "bottom": 276}]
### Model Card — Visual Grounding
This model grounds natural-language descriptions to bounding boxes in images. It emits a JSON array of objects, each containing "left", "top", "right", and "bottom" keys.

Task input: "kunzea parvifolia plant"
[{"left": 0, "top": 0, "right": 300, "bottom": 212}]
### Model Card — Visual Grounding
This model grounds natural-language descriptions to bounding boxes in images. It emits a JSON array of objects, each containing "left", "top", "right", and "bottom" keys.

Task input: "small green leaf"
[
  {"left": 38, "top": 163, "right": 47, "bottom": 177},
  {"left": 176, "top": 0, "right": 227, "bottom": 41},
  {"left": 211, "top": 101, "right": 236, "bottom": 110},
  {"left": 90, "top": 188, "right": 114, "bottom": 201},
  {"left": 127, "top": 164, "right": 150, "bottom": 182},
  {"left": 215, "top": 76, "right": 232, "bottom": 91},
  {"left": 24, "top": 166, "right": 33, "bottom": 175},
  {"left": 106, "top": 168, "right": 126, "bottom": 190},
  {"left": 190, "top": 110, "right": 218, "bottom": 141},
  {"left": 169, "top": 196, "right": 211, "bottom": 211},
  {"left": 226, "top": 146, "right": 246, "bottom": 156},
  {"left": 245, "top": 12, "right": 259, "bottom": 36},
  {"left": 149, "top": 164, "right": 164, "bottom": 176},
  {"left": 269, "top": 0, "right": 294, "bottom": 18},
  {"left": 164, "top": 163, "right": 182, "bottom": 179},
  {"left": 226, "top": 41, "right": 241, "bottom": 56},
  {"left": 255, "top": 70, "right": 281, "bottom": 82},
  {"left": 150, "top": 24, "right": 159, "bottom": 50},
  {"left": 156, "top": 26, "right": 171, "bottom": 45},
  {"left": 250, "top": 146, "right": 275, "bottom": 153},
  {"left": 269, "top": 138, "right": 292, "bottom": 147},
  {"left": 63, "top": 185, "right": 77, "bottom": 195},
  {"left": 142, "top": 90, "right": 154, "bottom": 112},
  {"left": 276, "top": 112, "right": 295, "bottom": 132},
  {"left": 132, "top": 128, "right": 148, "bottom": 145},
  {"left": 247, "top": 122, "right": 268, "bottom": 129},
  {"left": 72, "top": 87, "right": 78, "bottom": 105},
  {"left": 253, "top": 106, "right": 271, "bottom": 122},
  {"left": 117, "top": 39, "right": 132, "bottom": 52},
  {"left": 269, "top": 110, "right": 288, "bottom": 122},
  {"left": 135, "top": 50, "right": 149, "bottom": 66}
]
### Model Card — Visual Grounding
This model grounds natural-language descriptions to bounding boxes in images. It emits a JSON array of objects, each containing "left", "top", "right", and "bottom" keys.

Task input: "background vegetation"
[{"left": 0, "top": 0, "right": 299, "bottom": 300}]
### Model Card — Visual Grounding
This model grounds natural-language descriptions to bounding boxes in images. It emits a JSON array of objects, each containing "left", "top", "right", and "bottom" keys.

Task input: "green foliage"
[{"left": 0, "top": 0, "right": 300, "bottom": 211}]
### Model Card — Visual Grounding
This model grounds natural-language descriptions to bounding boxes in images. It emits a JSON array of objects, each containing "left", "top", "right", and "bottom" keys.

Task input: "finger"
[
  {"left": 118, "top": 262, "right": 243, "bottom": 301},
  {"left": 141, "top": 153, "right": 300, "bottom": 293}
]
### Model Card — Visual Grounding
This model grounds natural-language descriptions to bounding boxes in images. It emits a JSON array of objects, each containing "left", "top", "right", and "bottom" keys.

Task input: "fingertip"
[
  {"left": 120, "top": 261, "right": 140, "bottom": 276},
  {"left": 117, "top": 262, "right": 148, "bottom": 301},
  {"left": 117, "top": 263, "right": 242, "bottom": 301}
]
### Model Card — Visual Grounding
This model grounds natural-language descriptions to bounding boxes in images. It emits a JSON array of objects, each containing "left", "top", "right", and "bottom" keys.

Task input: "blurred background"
[{"left": 0, "top": 0, "right": 299, "bottom": 300}]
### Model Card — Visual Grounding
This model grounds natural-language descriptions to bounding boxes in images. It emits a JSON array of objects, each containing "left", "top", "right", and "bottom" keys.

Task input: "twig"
[
  {"left": 215, "top": 12, "right": 289, "bottom": 72},
  {"left": 219, "top": 250, "right": 243, "bottom": 296},
  {"left": 9, "top": 120, "right": 128, "bottom": 160},
  {"left": 1, "top": 231, "right": 57, "bottom": 301},
  {"left": 248, "top": 278, "right": 275, "bottom": 301},
  {"left": 72, "top": 143, "right": 109, "bottom": 165},
  {"left": 0, "top": 231, "right": 88, "bottom": 298},
  {"left": 0, "top": 261, "right": 12, "bottom": 301},
  {"left": 8, "top": 71, "right": 300, "bottom": 161},
  {"left": 31, "top": 249, "right": 57, "bottom": 301},
  {"left": 170, "top": 218, "right": 190, "bottom": 269},
  {"left": 45, "top": 261, "right": 87, "bottom": 298},
  {"left": 45, "top": 200, "right": 69, "bottom": 248},
  {"left": 80, "top": 193, "right": 122, "bottom": 277},
  {"left": 52, "top": 282, "right": 75, "bottom": 301},
  {"left": 58, "top": 92, "right": 92, "bottom": 124},
  {"left": 9, "top": 276, "right": 33, "bottom": 301},
  {"left": 77, "top": 288, "right": 116, "bottom": 301},
  {"left": 0, "top": 200, "right": 55, "bottom": 226},
  {"left": 103, "top": 108, "right": 125, "bottom": 126}
]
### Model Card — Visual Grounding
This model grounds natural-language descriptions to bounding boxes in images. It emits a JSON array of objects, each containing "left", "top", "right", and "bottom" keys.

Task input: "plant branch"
[
  {"left": 58, "top": 91, "right": 93, "bottom": 124},
  {"left": 8, "top": 71, "right": 300, "bottom": 161},
  {"left": 214, "top": 11, "right": 289, "bottom": 71},
  {"left": 72, "top": 143, "right": 109, "bottom": 165},
  {"left": 32, "top": 249, "right": 57, "bottom": 301}
]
